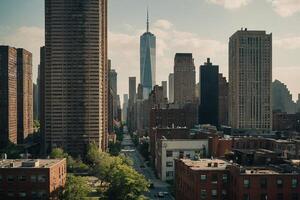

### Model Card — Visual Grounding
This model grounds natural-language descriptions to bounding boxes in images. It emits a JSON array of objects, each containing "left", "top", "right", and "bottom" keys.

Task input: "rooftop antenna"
[{"left": 147, "top": 6, "right": 149, "bottom": 32}]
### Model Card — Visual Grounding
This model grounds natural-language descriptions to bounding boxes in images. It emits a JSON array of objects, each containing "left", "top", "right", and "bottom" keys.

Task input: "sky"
[{"left": 0, "top": 0, "right": 300, "bottom": 103}]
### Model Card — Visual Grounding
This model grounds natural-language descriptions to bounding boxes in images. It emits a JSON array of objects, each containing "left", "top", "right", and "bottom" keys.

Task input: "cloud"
[
  {"left": 206, "top": 0, "right": 300, "bottom": 17},
  {"left": 274, "top": 36, "right": 300, "bottom": 50},
  {"left": 206, "top": 0, "right": 252, "bottom": 9},
  {"left": 267, "top": 0, "right": 300, "bottom": 17},
  {"left": 0, "top": 26, "right": 44, "bottom": 82},
  {"left": 109, "top": 19, "right": 227, "bottom": 100}
]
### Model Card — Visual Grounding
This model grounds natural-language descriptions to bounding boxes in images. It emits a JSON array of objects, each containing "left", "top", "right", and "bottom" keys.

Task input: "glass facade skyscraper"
[{"left": 140, "top": 10, "right": 156, "bottom": 99}]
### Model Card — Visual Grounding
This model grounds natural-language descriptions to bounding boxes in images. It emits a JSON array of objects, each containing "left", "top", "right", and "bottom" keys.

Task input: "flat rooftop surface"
[
  {"left": 181, "top": 159, "right": 229, "bottom": 170},
  {"left": 0, "top": 159, "right": 64, "bottom": 169}
]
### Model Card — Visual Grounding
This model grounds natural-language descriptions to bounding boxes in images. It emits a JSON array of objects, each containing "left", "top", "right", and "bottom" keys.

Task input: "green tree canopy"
[{"left": 61, "top": 174, "right": 91, "bottom": 200}]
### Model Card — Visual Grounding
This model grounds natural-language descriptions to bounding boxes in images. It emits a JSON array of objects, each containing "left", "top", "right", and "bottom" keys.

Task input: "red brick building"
[
  {"left": 175, "top": 158, "right": 300, "bottom": 200},
  {"left": 273, "top": 111, "right": 300, "bottom": 132},
  {"left": 150, "top": 103, "right": 198, "bottom": 130},
  {"left": 175, "top": 159, "right": 230, "bottom": 200},
  {"left": 0, "top": 159, "right": 66, "bottom": 200}
]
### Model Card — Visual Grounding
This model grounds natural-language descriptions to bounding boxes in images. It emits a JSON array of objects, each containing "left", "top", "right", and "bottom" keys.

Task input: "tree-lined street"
[{"left": 121, "top": 134, "right": 174, "bottom": 200}]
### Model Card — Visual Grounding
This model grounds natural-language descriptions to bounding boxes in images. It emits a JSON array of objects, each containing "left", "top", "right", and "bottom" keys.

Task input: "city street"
[{"left": 121, "top": 134, "right": 174, "bottom": 200}]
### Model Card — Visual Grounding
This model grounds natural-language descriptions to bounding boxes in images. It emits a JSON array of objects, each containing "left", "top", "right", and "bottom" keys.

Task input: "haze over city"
[{"left": 1, "top": 0, "right": 300, "bottom": 103}]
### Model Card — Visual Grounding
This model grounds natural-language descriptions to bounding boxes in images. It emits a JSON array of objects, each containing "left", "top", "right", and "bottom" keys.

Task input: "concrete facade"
[
  {"left": 229, "top": 29, "right": 272, "bottom": 131},
  {"left": 44, "top": 0, "right": 108, "bottom": 154},
  {"left": 174, "top": 53, "right": 196, "bottom": 105}
]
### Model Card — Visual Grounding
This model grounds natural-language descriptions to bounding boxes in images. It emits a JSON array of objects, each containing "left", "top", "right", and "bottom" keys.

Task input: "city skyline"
[{"left": 1, "top": 0, "right": 300, "bottom": 103}]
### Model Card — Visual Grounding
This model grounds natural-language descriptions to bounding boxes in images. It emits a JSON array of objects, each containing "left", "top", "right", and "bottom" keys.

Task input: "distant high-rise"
[
  {"left": 168, "top": 73, "right": 174, "bottom": 103},
  {"left": 129, "top": 77, "right": 137, "bottom": 105},
  {"left": 272, "top": 80, "right": 296, "bottom": 114},
  {"left": 161, "top": 81, "right": 167, "bottom": 99},
  {"left": 39, "top": 46, "right": 45, "bottom": 151},
  {"left": 17, "top": 48, "right": 33, "bottom": 144},
  {"left": 297, "top": 94, "right": 300, "bottom": 113},
  {"left": 140, "top": 9, "right": 156, "bottom": 99},
  {"left": 128, "top": 77, "right": 137, "bottom": 132},
  {"left": 218, "top": 74, "right": 229, "bottom": 126},
  {"left": 44, "top": 0, "right": 108, "bottom": 154},
  {"left": 174, "top": 53, "right": 195, "bottom": 105},
  {"left": 199, "top": 58, "right": 219, "bottom": 126},
  {"left": 122, "top": 94, "right": 129, "bottom": 122},
  {"left": 0, "top": 46, "right": 18, "bottom": 147},
  {"left": 229, "top": 29, "right": 272, "bottom": 130},
  {"left": 109, "top": 65, "right": 118, "bottom": 121}
]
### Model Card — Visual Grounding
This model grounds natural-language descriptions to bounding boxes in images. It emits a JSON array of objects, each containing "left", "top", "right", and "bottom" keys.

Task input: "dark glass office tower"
[{"left": 199, "top": 58, "right": 219, "bottom": 126}]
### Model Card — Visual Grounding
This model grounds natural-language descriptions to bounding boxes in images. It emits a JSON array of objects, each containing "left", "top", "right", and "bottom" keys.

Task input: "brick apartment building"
[
  {"left": 273, "top": 112, "right": 300, "bottom": 132},
  {"left": 150, "top": 103, "right": 198, "bottom": 130},
  {"left": 0, "top": 159, "right": 66, "bottom": 200},
  {"left": 175, "top": 159, "right": 300, "bottom": 200}
]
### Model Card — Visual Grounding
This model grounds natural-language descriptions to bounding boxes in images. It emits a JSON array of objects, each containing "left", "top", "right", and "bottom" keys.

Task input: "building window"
[
  {"left": 31, "top": 191, "right": 38, "bottom": 198},
  {"left": 38, "top": 175, "right": 46, "bottom": 182},
  {"left": 200, "top": 190, "right": 207, "bottom": 200},
  {"left": 211, "top": 189, "right": 217, "bottom": 198},
  {"left": 244, "top": 179, "right": 250, "bottom": 188},
  {"left": 261, "top": 194, "right": 267, "bottom": 200},
  {"left": 277, "top": 193, "right": 283, "bottom": 200},
  {"left": 38, "top": 190, "right": 47, "bottom": 198},
  {"left": 166, "top": 151, "right": 173, "bottom": 157},
  {"left": 18, "top": 175, "right": 27, "bottom": 182},
  {"left": 221, "top": 190, "right": 227, "bottom": 197},
  {"left": 277, "top": 178, "right": 283, "bottom": 188},
  {"left": 201, "top": 174, "right": 207, "bottom": 181},
  {"left": 166, "top": 161, "right": 173, "bottom": 167},
  {"left": 292, "top": 193, "right": 299, "bottom": 200},
  {"left": 31, "top": 175, "right": 37, "bottom": 183},
  {"left": 211, "top": 174, "right": 218, "bottom": 184},
  {"left": 19, "top": 192, "right": 27, "bottom": 198},
  {"left": 7, "top": 191, "right": 14, "bottom": 197},
  {"left": 166, "top": 171, "right": 173, "bottom": 177},
  {"left": 7, "top": 175, "right": 14, "bottom": 182},
  {"left": 222, "top": 174, "right": 228, "bottom": 183},
  {"left": 260, "top": 178, "right": 267, "bottom": 189},
  {"left": 243, "top": 194, "right": 250, "bottom": 200},
  {"left": 292, "top": 178, "right": 298, "bottom": 188}
]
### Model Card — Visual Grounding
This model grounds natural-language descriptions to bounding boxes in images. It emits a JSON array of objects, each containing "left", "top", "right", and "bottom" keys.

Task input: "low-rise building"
[
  {"left": 175, "top": 159, "right": 230, "bottom": 200},
  {"left": 0, "top": 159, "right": 66, "bottom": 200},
  {"left": 175, "top": 158, "right": 300, "bottom": 200},
  {"left": 156, "top": 138, "right": 208, "bottom": 181}
]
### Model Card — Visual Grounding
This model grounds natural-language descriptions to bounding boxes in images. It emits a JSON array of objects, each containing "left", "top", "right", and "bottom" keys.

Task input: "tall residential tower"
[
  {"left": 229, "top": 29, "right": 272, "bottom": 131},
  {"left": 44, "top": 0, "right": 108, "bottom": 154}
]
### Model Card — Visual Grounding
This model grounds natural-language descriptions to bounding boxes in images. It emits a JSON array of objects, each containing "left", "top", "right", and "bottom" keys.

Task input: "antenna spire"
[{"left": 147, "top": 7, "right": 149, "bottom": 32}]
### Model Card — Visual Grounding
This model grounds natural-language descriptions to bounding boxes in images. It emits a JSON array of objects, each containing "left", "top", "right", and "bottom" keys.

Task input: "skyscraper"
[
  {"left": 140, "top": 9, "right": 156, "bottom": 99},
  {"left": 229, "top": 29, "right": 272, "bottom": 131},
  {"left": 122, "top": 94, "right": 128, "bottom": 122},
  {"left": 161, "top": 81, "right": 167, "bottom": 99},
  {"left": 174, "top": 53, "right": 196, "bottom": 105},
  {"left": 39, "top": 46, "right": 45, "bottom": 151},
  {"left": 0, "top": 46, "right": 17, "bottom": 147},
  {"left": 218, "top": 74, "right": 229, "bottom": 126},
  {"left": 17, "top": 48, "right": 33, "bottom": 144},
  {"left": 272, "top": 80, "right": 296, "bottom": 114},
  {"left": 199, "top": 58, "right": 219, "bottom": 126},
  {"left": 168, "top": 73, "right": 174, "bottom": 103},
  {"left": 128, "top": 77, "right": 137, "bottom": 132},
  {"left": 44, "top": 0, "right": 108, "bottom": 154}
]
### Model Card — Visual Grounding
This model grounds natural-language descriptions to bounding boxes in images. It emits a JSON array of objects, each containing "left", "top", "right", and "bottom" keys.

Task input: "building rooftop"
[
  {"left": 0, "top": 159, "right": 65, "bottom": 169},
  {"left": 243, "top": 168, "right": 279, "bottom": 175},
  {"left": 180, "top": 159, "right": 229, "bottom": 171}
]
